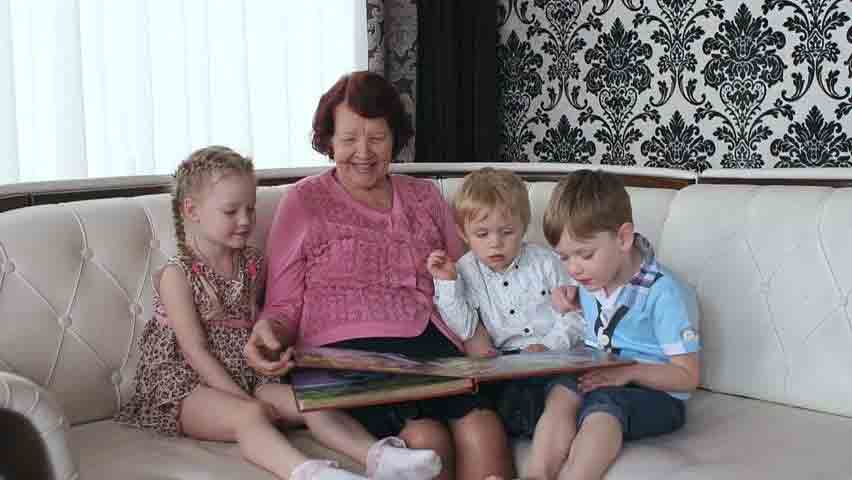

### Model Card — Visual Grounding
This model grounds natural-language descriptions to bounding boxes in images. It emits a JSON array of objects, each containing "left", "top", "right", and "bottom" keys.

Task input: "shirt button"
[
  {"left": 503, "top": 281, "right": 509, "bottom": 287},
  {"left": 509, "top": 309, "right": 515, "bottom": 315}
]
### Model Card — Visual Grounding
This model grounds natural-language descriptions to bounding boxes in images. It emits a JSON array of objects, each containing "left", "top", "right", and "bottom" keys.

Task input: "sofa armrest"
[{"left": 0, "top": 372, "right": 79, "bottom": 480}]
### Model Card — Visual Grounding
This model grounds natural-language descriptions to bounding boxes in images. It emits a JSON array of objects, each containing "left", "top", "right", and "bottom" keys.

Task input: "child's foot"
[
  {"left": 290, "top": 459, "right": 367, "bottom": 480},
  {"left": 367, "top": 436, "right": 442, "bottom": 480}
]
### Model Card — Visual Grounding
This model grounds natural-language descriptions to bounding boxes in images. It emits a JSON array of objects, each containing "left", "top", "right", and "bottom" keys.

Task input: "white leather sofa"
[{"left": 2, "top": 163, "right": 851, "bottom": 480}]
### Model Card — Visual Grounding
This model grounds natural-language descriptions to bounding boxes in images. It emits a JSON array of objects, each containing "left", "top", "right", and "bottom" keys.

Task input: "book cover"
[
  {"left": 291, "top": 369, "right": 473, "bottom": 412},
  {"left": 293, "top": 345, "right": 631, "bottom": 381},
  {"left": 291, "top": 346, "right": 633, "bottom": 411}
]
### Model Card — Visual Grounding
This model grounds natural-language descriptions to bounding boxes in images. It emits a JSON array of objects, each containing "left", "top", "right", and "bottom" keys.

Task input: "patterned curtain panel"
[
  {"left": 368, "top": 0, "right": 418, "bottom": 163},
  {"left": 496, "top": 0, "right": 852, "bottom": 170}
]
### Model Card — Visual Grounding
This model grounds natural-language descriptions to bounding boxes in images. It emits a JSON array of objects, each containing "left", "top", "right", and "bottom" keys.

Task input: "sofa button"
[
  {"left": 81, "top": 248, "right": 93, "bottom": 261},
  {"left": 110, "top": 371, "right": 122, "bottom": 385},
  {"left": 129, "top": 303, "right": 142, "bottom": 316},
  {"left": 58, "top": 315, "right": 72, "bottom": 328},
  {"left": 149, "top": 239, "right": 159, "bottom": 250},
  {"left": 3, "top": 261, "right": 14, "bottom": 273}
]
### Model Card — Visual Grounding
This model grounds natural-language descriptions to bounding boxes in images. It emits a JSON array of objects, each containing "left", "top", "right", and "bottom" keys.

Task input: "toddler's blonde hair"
[{"left": 452, "top": 167, "right": 531, "bottom": 232}]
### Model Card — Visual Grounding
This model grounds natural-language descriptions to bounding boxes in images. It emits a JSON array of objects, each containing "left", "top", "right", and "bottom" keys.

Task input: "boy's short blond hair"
[
  {"left": 452, "top": 167, "right": 531, "bottom": 231},
  {"left": 543, "top": 169, "right": 633, "bottom": 246}
]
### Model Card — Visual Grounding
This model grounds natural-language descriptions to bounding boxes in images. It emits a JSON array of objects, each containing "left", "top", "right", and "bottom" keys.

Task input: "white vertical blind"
[{"left": 0, "top": 0, "right": 367, "bottom": 184}]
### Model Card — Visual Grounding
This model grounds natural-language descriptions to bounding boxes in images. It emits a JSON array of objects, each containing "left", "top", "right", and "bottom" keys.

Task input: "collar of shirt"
[{"left": 615, "top": 233, "right": 663, "bottom": 311}]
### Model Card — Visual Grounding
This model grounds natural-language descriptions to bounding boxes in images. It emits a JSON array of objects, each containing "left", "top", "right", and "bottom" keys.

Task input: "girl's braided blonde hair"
[{"left": 171, "top": 145, "right": 255, "bottom": 259}]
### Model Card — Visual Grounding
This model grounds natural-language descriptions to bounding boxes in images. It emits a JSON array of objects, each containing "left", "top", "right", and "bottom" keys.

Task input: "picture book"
[{"left": 291, "top": 346, "right": 632, "bottom": 411}]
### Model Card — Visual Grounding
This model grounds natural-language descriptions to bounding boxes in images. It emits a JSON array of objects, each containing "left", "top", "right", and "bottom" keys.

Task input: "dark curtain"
[{"left": 415, "top": 1, "right": 496, "bottom": 163}]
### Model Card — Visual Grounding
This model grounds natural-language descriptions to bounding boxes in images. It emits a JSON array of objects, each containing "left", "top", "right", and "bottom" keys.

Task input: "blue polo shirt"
[{"left": 578, "top": 265, "right": 700, "bottom": 399}]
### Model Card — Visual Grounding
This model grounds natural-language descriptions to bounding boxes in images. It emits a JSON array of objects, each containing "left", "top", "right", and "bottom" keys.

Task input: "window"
[{"left": 0, "top": 0, "right": 367, "bottom": 184}]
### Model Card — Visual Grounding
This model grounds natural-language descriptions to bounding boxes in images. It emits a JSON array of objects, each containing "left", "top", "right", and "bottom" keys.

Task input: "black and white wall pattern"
[{"left": 496, "top": 0, "right": 852, "bottom": 169}]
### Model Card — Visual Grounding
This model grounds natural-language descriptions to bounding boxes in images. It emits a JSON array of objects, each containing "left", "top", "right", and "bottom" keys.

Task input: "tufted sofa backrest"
[
  {"left": 658, "top": 184, "right": 852, "bottom": 417},
  {"left": 0, "top": 186, "right": 290, "bottom": 424}
]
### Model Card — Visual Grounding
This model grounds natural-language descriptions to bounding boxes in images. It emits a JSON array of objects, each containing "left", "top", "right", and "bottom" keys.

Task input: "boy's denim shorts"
[{"left": 546, "top": 375, "right": 686, "bottom": 441}]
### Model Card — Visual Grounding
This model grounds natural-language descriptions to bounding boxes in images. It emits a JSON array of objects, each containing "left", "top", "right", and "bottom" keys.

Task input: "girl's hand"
[
  {"left": 427, "top": 250, "right": 458, "bottom": 281},
  {"left": 523, "top": 343, "right": 549, "bottom": 353},
  {"left": 245, "top": 319, "right": 294, "bottom": 376},
  {"left": 578, "top": 366, "right": 634, "bottom": 392},
  {"left": 552, "top": 285, "right": 580, "bottom": 313}
]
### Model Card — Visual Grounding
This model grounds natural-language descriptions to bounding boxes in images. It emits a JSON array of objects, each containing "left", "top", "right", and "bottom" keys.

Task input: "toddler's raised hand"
[
  {"left": 426, "top": 250, "right": 458, "bottom": 281},
  {"left": 552, "top": 285, "right": 580, "bottom": 313}
]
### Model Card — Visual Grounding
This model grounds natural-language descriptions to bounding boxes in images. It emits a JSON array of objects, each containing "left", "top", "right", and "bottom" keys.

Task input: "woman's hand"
[
  {"left": 426, "top": 250, "right": 458, "bottom": 281},
  {"left": 245, "top": 318, "right": 295, "bottom": 376},
  {"left": 551, "top": 285, "right": 580, "bottom": 313}
]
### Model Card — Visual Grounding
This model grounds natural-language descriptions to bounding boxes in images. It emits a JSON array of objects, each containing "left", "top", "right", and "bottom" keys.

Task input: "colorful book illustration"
[{"left": 291, "top": 346, "right": 632, "bottom": 412}]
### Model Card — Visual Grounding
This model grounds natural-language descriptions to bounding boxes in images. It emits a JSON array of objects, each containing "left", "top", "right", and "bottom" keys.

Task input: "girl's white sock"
[
  {"left": 290, "top": 459, "right": 367, "bottom": 480},
  {"left": 366, "top": 437, "right": 442, "bottom": 480}
]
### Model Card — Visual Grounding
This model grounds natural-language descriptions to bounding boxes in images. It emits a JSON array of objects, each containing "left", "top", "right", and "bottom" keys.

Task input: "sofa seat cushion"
[
  {"left": 513, "top": 389, "right": 852, "bottom": 479},
  {"left": 72, "top": 421, "right": 364, "bottom": 480}
]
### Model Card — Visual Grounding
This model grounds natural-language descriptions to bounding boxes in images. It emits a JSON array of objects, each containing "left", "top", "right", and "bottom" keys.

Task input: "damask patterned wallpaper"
[{"left": 496, "top": 0, "right": 852, "bottom": 170}]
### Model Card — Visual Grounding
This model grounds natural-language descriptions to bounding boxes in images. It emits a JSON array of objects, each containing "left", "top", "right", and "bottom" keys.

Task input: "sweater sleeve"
[
  {"left": 435, "top": 183, "right": 465, "bottom": 261},
  {"left": 259, "top": 187, "right": 311, "bottom": 338}
]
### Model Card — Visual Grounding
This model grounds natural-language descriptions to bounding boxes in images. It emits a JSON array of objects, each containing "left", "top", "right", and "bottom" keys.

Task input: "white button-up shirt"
[{"left": 434, "top": 243, "right": 584, "bottom": 351}]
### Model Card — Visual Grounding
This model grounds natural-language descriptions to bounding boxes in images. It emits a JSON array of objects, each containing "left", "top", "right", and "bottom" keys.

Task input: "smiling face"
[
  {"left": 331, "top": 102, "right": 393, "bottom": 194},
  {"left": 554, "top": 223, "right": 636, "bottom": 294},
  {"left": 185, "top": 171, "right": 257, "bottom": 254},
  {"left": 461, "top": 206, "right": 525, "bottom": 272}
]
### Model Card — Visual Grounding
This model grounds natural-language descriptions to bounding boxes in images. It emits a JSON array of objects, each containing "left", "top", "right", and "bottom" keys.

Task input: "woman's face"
[{"left": 331, "top": 102, "right": 394, "bottom": 192}]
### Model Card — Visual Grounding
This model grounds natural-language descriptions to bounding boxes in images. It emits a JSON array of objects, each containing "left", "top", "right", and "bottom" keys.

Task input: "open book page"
[
  {"left": 291, "top": 369, "right": 474, "bottom": 412},
  {"left": 293, "top": 345, "right": 633, "bottom": 382}
]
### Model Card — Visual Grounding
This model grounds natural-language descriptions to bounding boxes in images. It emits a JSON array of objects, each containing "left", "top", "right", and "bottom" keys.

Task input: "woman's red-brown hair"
[{"left": 311, "top": 70, "right": 414, "bottom": 160}]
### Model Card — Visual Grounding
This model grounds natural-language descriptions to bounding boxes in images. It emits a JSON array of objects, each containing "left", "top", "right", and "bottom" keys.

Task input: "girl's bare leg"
[
  {"left": 180, "top": 385, "right": 307, "bottom": 478},
  {"left": 257, "top": 384, "right": 441, "bottom": 480}
]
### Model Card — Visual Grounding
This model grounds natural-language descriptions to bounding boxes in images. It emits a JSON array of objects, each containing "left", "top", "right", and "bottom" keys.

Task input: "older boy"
[{"left": 524, "top": 169, "right": 701, "bottom": 480}]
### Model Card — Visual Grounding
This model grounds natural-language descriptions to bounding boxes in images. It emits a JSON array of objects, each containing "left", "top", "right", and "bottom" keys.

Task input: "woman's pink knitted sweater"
[{"left": 260, "top": 169, "right": 464, "bottom": 349}]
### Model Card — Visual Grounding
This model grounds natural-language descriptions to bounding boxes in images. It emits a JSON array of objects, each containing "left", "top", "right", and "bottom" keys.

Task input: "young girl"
[{"left": 116, "top": 146, "right": 441, "bottom": 480}]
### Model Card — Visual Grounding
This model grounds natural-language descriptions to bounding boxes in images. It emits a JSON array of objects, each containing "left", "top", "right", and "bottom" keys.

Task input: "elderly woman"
[{"left": 245, "top": 71, "right": 514, "bottom": 480}]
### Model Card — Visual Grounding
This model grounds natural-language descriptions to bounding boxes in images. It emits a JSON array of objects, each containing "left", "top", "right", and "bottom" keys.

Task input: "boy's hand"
[
  {"left": 427, "top": 250, "right": 458, "bottom": 281},
  {"left": 552, "top": 285, "right": 580, "bottom": 313},
  {"left": 578, "top": 366, "right": 634, "bottom": 392},
  {"left": 523, "top": 343, "right": 549, "bottom": 353}
]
